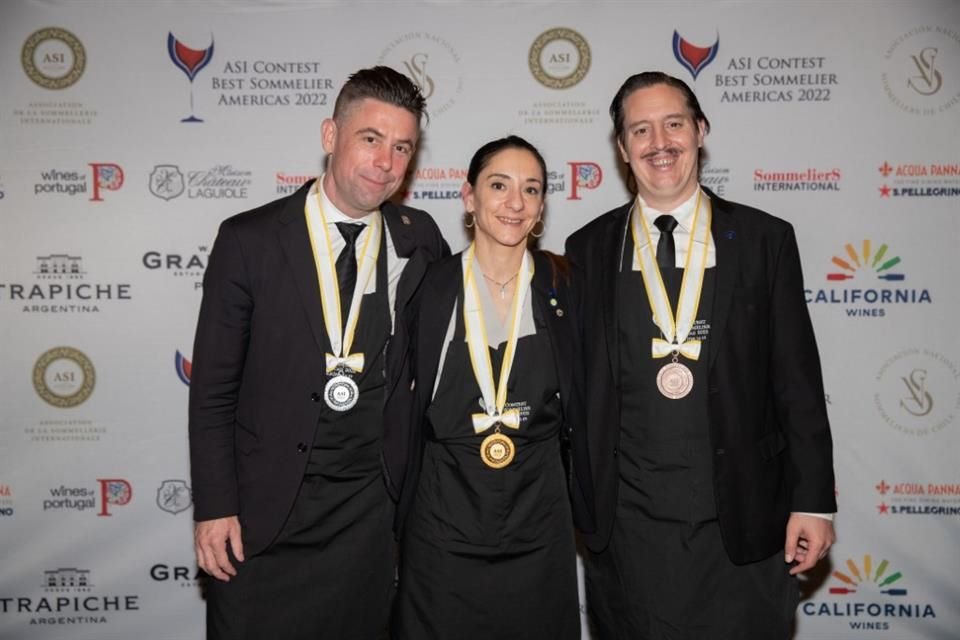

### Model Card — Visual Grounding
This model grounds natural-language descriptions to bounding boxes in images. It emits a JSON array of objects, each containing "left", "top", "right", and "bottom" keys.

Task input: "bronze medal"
[
  {"left": 480, "top": 431, "right": 515, "bottom": 469},
  {"left": 656, "top": 361, "right": 694, "bottom": 399}
]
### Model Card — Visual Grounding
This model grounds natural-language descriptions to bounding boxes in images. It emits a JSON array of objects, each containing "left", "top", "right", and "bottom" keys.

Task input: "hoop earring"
[
  {"left": 529, "top": 218, "right": 544, "bottom": 239},
  {"left": 465, "top": 213, "right": 475, "bottom": 228}
]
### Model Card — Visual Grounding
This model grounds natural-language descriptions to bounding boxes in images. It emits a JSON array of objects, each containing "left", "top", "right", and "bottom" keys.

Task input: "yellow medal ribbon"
[
  {"left": 462, "top": 244, "right": 533, "bottom": 435},
  {"left": 629, "top": 190, "right": 712, "bottom": 361},
  {"left": 304, "top": 183, "right": 382, "bottom": 374}
]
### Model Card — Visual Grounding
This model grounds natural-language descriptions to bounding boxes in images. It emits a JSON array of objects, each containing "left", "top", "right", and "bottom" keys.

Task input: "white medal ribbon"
[
  {"left": 629, "top": 190, "right": 712, "bottom": 361},
  {"left": 462, "top": 244, "right": 533, "bottom": 435},
  {"left": 304, "top": 187, "right": 382, "bottom": 374}
]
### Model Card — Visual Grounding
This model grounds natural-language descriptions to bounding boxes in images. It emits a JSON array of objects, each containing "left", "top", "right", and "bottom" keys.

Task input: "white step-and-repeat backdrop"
[{"left": 1, "top": 1, "right": 958, "bottom": 638}]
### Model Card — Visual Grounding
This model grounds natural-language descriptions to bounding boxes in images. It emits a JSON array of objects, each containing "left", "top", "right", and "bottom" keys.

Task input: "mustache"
[{"left": 641, "top": 147, "right": 681, "bottom": 160}]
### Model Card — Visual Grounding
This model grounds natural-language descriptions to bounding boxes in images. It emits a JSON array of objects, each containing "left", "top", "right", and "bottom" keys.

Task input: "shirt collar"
[
  {"left": 315, "top": 174, "right": 378, "bottom": 226},
  {"left": 638, "top": 187, "right": 703, "bottom": 233}
]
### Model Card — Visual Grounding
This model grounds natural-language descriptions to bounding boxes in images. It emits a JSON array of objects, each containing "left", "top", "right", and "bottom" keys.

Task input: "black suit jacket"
[
  {"left": 188, "top": 179, "right": 449, "bottom": 556},
  {"left": 382, "top": 250, "right": 595, "bottom": 536},
  {"left": 565, "top": 190, "right": 836, "bottom": 564}
]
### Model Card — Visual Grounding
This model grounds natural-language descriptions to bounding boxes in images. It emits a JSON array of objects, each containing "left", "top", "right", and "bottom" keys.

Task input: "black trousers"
[
  {"left": 584, "top": 513, "right": 797, "bottom": 640},
  {"left": 206, "top": 471, "right": 395, "bottom": 640}
]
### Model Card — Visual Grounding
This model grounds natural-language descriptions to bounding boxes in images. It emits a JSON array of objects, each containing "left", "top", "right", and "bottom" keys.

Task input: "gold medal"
[
  {"left": 656, "top": 361, "right": 694, "bottom": 399},
  {"left": 480, "top": 431, "right": 515, "bottom": 469}
]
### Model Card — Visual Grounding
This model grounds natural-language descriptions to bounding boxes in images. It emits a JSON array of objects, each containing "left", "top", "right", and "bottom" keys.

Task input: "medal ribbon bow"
[
  {"left": 462, "top": 245, "right": 534, "bottom": 435},
  {"left": 630, "top": 191, "right": 712, "bottom": 361},
  {"left": 304, "top": 183, "right": 381, "bottom": 374},
  {"left": 325, "top": 353, "right": 365, "bottom": 374}
]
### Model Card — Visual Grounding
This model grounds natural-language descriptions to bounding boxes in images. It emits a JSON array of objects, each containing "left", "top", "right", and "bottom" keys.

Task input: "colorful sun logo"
[
  {"left": 827, "top": 240, "right": 904, "bottom": 282},
  {"left": 830, "top": 555, "right": 907, "bottom": 596}
]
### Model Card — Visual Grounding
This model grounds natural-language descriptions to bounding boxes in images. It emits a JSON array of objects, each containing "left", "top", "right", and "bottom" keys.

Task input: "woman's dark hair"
[{"left": 466, "top": 135, "right": 547, "bottom": 188}]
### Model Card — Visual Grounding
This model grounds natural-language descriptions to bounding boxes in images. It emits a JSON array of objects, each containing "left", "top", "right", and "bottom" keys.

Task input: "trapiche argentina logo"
[
  {"left": 0, "top": 568, "right": 140, "bottom": 627},
  {"left": 1, "top": 254, "right": 133, "bottom": 314},
  {"left": 805, "top": 240, "right": 930, "bottom": 318}
]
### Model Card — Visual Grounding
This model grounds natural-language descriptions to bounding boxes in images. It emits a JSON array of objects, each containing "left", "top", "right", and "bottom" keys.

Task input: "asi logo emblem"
[
  {"left": 21, "top": 27, "right": 86, "bottom": 90},
  {"left": 156, "top": 479, "right": 192, "bottom": 515},
  {"left": 168, "top": 32, "right": 214, "bottom": 123},
  {"left": 175, "top": 351, "right": 192, "bottom": 385},
  {"left": 528, "top": 27, "right": 591, "bottom": 90},
  {"left": 673, "top": 30, "right": 719, "bottom": 80},
  {"left": 33, "top": 346, "right": 95, "bottom": 408}
]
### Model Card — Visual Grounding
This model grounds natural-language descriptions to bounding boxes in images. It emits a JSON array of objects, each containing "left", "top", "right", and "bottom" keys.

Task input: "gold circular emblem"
[
  {"left": 33, "top": 346, "right": 95, "bottom": 408},
  {"left": 528, "top": 27, "right": 591, "bottom": 90},
  {"left": 22, "top": 27, "right": 86, "bottom": 90},
  {"left": 656, "top": 361, "right": 694, "bottom": 400},
  {"left": 480, "top": 432, "right": 515, "bottom": 469}
]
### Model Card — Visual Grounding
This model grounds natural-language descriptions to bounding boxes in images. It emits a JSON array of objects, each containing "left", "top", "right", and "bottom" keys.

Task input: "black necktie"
[
  {"left": 654, "top": 214, "right": 678, "bottom": 270},
  {"left": 335, "top": 221, "right": 365, "bottom": 328}
]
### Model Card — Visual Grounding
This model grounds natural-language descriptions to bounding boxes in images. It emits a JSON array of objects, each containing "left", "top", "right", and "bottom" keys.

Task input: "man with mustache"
[
  {"left": 189, "top": 66, "right": 448, "bottom": 639},
  {"left": 566, "top": 71, "right": 836, "bottom": 638}
]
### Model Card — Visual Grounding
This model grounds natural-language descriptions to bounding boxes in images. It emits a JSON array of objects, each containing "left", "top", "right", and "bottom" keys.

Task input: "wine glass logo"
[{"left": 167, "top": 32, "right": 214, "bottom": 123}]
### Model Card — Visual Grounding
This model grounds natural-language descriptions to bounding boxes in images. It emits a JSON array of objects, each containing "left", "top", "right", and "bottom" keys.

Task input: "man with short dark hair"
[
  {"left": 567, "top": 71, "right": 836, "bottom": 638},
  {"left": 189, "top": 66, "right": 449, "bottom": 639}
]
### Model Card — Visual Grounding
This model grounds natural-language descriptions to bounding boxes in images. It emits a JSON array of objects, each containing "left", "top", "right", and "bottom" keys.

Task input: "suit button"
[
  {"left": 296, "top": 442, "right": 308, "bottom": 453},
  {"left": 612, "top": 447, "right": 619, "bottom": 458},
  {"left": 311, "top": 392, "right": 321, "bottom": 402}
]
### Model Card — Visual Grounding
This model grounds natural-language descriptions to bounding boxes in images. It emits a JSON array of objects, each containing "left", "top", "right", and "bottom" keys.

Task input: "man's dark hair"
[
  {"left": 609, "top": 71, "right": 711, "bottom": 143},
  {"left": 333, "top": 66, "right": 428, "bottom": 125}
]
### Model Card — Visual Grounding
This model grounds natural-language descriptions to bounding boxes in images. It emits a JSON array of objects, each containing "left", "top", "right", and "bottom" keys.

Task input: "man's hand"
[
  {"left": 784, "top": 513, "right": 835, "bottom": 576},
  {"left": 195, "top": 516, "right": 244, "bottom": 582}
]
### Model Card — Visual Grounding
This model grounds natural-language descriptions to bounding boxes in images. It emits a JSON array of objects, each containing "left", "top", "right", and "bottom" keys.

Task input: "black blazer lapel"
[
  {"left": 707, "top": 192, "right": 740, "bottom": 368},
  {"left": 383, "top": 203, "right": 431, "bottom": 319},
  {"left": 276, "top": 179, "right": 332, "bottom": 356},
  {"left": 531, "top": 252, "right": 573, "bottom": 403},
  {"left": 602, "top": 204, "right": 632, "bottom": 386},
  {"left": 416, "top": 258, "right": 461, "bottom": 408}
]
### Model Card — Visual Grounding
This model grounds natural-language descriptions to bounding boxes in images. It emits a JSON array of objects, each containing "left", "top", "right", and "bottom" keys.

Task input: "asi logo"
[
  {"left": 21, "top": 27, "right": 86, "bottom": 90},
  {"left": 33, "top": 346, "right": 95, "bottom": 408},
  {"left": 672, "top": 30, "right": 719, "bottom": 80},
  {"left": 528, "top": 27, "right": 591, "bottom": 90},
  {"left": 805, "top": 239, "right": 930, "bottom": 318},
  {"left": 175, "top": 351, "right": 192, "bottom": 385},
  {"left": 168, "top": 32, "right": 214, "bottom": 123},
  {"left": 156, "top": 479, "right": 192, "bottom": 515},
  {"left": 802, "top": 554, "right": 936, "bottom": 632}
]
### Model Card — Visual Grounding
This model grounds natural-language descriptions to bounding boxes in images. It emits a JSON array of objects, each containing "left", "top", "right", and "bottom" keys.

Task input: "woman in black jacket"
[{"left": 383, "top": 135, "right": 593, "bottom": 639}]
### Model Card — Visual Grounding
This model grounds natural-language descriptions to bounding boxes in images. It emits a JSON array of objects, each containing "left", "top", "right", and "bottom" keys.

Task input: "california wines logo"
[{"left": 805, "top": 240, "right": 931, "bottom": 318}]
